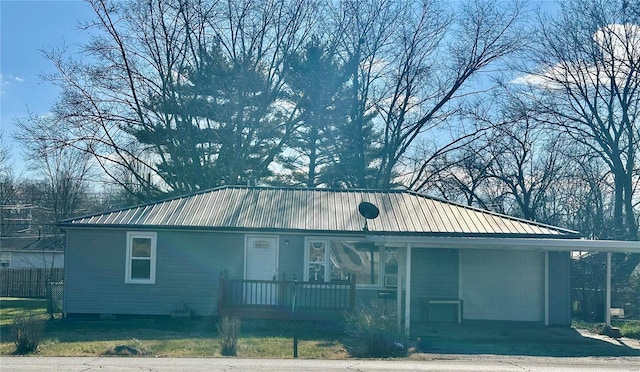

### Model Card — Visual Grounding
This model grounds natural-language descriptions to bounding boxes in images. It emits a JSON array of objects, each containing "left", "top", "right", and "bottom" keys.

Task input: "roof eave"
[
  {"left": 368, "top": 235, "right": 640, "bottom": 253},
  {"left": 59, "top": 223, "right": 577, "bottom": 239}
]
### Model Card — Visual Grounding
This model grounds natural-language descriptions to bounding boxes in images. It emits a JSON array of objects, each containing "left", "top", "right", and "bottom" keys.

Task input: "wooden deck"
[{"left": 218, "top": 276, "right": 356, "bottom": 320}]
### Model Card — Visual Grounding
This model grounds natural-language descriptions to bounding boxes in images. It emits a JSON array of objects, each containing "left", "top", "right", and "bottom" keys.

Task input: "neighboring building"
[
  {"left": 0, "top": 235, "right": 65, "bottom": 268},
  {"left": 59, "top": 186, "right": 640, "bottom": 331}
]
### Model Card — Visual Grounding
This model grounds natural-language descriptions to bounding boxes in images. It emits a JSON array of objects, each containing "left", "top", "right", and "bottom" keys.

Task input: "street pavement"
[{"left": 1, "top": 355, "right": 640, "bottom": 372}]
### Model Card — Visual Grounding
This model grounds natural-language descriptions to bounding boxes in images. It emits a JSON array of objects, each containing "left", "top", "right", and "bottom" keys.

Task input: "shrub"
[
  {"left": 11, "top": 315, "right": 45, "bottom": 354},
  {"left": 343, "top": 302, "right": 408, "bottom": 358},
  {"left": 218, "top": 316, "right": 240, "bottom": 356}
]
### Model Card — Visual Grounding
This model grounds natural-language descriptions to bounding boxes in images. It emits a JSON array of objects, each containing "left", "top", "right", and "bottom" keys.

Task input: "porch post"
[
  {"left": 404, "top": 243, "right": 412, "bottom": 335},
  {"left": 605, "top": 251, "right": 612, "bottom": 326}
]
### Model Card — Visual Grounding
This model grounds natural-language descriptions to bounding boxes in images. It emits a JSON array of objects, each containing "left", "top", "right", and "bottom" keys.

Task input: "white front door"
[{"left": 245, "top": 236, "right": 279, "bottom": 304}]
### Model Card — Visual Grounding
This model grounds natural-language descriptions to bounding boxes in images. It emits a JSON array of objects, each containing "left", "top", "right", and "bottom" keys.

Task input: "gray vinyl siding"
[
  {"left": 64, "top": 229, "right": 244, "bottom": 316},
  {"left": 277, "top": 234, "right": 305, "bottom": 280},
  {"left": 410, "top": 249, "right": 459, "bottom": 322},
  {"left": 548, "top": 251, "right": 571, "bottom": 326}
]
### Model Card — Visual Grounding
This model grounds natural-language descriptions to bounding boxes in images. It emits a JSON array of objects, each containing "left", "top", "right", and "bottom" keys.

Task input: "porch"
[{"left": 217, "top": 275, "right": 356, "bottom": 321}]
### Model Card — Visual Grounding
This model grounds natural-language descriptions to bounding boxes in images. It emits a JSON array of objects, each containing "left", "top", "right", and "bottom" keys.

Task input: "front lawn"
[
  {"left": 0, "top": 297, "right": 346, "bottom": 358},
  {"left": 0, "top": 297, "right": 48, "bottom": 326}
]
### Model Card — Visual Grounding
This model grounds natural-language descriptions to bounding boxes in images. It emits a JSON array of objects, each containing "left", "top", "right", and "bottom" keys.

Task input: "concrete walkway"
[{"left": 577, "top": 328, "right": 640, "bottom": 350}]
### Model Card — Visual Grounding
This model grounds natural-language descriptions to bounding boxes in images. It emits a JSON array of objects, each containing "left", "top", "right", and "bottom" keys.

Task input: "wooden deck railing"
[{"left": 218, "top": 274, "right": 356, "bottom": 320}]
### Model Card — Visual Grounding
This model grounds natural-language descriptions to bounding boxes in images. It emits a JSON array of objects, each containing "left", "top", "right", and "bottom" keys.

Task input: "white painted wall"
[{"left": 460, "top": 249, "right": 544, "bottom": 321}]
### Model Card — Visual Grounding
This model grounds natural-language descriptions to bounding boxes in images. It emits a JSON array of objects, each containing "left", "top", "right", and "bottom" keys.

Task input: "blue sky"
[
  {"left": 1, "top": 0, "right": 95, "bottom": 172},
  {"left": 1, "top": 0, "right": 559, "bottom": 175}
]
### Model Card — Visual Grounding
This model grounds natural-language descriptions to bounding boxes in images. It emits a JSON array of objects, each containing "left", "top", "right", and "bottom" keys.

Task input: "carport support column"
[
  {"left": 404, "top": 243, "right": 412, "bottom": 336},
  {"left": 606, "top": 251, "right": 612, "bottom": 326},
  {"left": 544, "top": 251, "right": 549, "bottom": 326},
  {"left": 397, "top": 246, "right": 403, "bottom": 328}
]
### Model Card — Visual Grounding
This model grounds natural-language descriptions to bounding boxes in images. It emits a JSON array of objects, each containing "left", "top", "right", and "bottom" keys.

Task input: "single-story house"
[
  {"left": 0, "top": 234, "right": 65, "bottom": 268},
  {"left": 59, "top": 186, "right": 640, "bottom": 331}
]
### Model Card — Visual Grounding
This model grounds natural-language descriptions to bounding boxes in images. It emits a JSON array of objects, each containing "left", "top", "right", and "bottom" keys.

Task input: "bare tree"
[
  {"left": 523, "top": 0, "right": 640, "bottom": 240},
  {"left": 416, "top": 88, "right": 566, "bottom": 224},
  {"left": 0, "top": 131, "right": 10, "bottom": 178},
  {"left": 14, "top": 114, "right": 94, "bottom": 226},
  {"left": 483, "top": 102, "right": 565, "bottom": 221},
  {"left": 0, "top": 131, "right": 13, "bottom": 205},
  {"left": 0, "top": 131, "right": 17, "bottom": 237},
  {"left": 378, "top": 0, "right": 529, "bottom": 189},
  {"left": 411, "top": 145, "right": 493, "bottom": 207},
  {"left": 308, "top": 0, "right": 528, "bottom": 189},
  {"left": 558, "top": 149, "right": 613, "bottom": 238}
]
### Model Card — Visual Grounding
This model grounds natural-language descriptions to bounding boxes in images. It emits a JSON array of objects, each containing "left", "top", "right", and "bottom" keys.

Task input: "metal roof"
[
  {"left": 0, "top": 234, "right": 65, "bottom": 252},
  {"left": 60, "top": 186, "right": 579, "bottom": 238}
]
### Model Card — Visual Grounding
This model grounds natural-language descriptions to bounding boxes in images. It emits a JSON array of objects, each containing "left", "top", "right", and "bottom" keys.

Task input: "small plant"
[
  {"left": 343, "top": 302, "right": 408, "bottom": 358},
  {"left": 11, "top": 315, "right": 45, "bottom": 354},
  {"left": 217, "top": 315, "right": 240, "bottom": 356}
]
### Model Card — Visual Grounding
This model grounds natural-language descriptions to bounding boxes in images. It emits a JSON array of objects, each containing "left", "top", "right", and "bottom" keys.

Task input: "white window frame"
[
  {"left": 0, "top": 252, "right": 10, "bottom": 267},
  {"left": 304, "top": 238, "right": 330, "bottom": 282},
  {"left": 345, "top": 241, "right": 381, "bottom": 289},
  {"left": 125, "top": 231, "right": 157, "bottom": 284},
  {"left": 383, "top": 247, "right": 399, "bottom": 288}
]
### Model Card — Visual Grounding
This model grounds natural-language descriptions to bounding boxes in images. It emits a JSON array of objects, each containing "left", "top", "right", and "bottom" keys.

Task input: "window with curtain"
[{"left": 304, "top": 238, "right": 397, "bottom": 288}]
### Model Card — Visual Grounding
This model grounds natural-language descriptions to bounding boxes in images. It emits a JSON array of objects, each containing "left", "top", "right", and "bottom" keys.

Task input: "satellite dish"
[
  {"left": 359, "top": 202, "right": 379, "bottom": 219},
  {"left": 358, "top": 201, "right": 379, "bottom": 231}
]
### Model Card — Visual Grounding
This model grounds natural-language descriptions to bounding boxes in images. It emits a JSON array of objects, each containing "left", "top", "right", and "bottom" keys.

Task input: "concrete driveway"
[{"left": 411, "top": 321, "right": 640, "bottom": 357}]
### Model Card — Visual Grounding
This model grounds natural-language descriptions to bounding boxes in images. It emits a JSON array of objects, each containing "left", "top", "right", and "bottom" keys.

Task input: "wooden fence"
[{"left": 0, "top": 267, "right": 64, "bottom": 298}]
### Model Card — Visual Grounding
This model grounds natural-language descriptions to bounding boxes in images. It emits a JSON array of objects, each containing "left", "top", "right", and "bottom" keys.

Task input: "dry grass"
[
  {"left": 0, "top": 298, "right": 346, "bottom": 358},
  {"left": 1, "top": 320, "right": 346, "bottom": 358}
]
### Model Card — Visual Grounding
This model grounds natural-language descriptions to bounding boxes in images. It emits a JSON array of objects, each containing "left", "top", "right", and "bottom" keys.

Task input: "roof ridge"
[
  {"left": 223, "top": 185, "right": 408, "bottom": 193},
  {"left": 61, "top": 186, "right": 411, "bottom": 223}
]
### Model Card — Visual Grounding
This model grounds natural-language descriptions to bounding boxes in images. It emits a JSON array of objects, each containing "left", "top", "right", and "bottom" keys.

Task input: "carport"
[{"left": 369, "top": 236, "right": 640, "bottom": 333}]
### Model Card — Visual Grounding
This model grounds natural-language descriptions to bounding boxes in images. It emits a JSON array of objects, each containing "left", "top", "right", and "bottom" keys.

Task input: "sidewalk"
[{"left": 2, "top": 355, "right": 640, "bottom": 372}]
